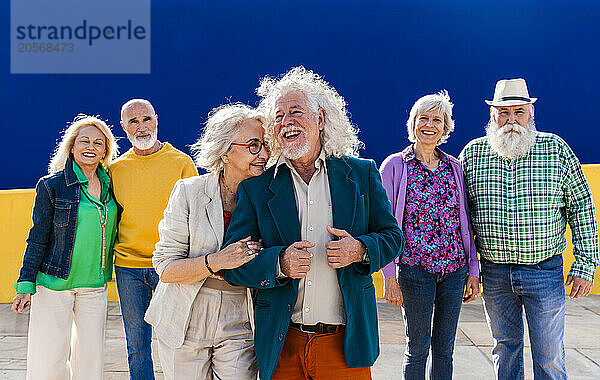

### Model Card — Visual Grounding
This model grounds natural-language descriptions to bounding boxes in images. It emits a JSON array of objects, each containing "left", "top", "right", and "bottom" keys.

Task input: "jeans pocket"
[{"left": 535, "top": 255, "right": 563, "bottom": 271}]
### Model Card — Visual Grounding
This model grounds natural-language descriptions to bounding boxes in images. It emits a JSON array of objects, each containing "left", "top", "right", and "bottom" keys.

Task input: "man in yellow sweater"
[{"left": 109, "top": 99, "right": 198, "bottom": 380}]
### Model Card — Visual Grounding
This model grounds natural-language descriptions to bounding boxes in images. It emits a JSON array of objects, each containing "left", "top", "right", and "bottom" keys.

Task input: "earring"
[{"left": 222, "top": 155, "right": 229, "bottom": 164}]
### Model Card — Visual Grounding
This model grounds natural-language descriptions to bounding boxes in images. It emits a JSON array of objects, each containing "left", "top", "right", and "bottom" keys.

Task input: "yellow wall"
[{"left": 1, "top": 165, "right": 599, "bottom": 302}]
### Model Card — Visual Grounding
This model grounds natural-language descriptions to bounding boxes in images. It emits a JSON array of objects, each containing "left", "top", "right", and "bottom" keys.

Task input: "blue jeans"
[
  {"left": 115, "top": 266, "right": 160, "bottom": 380},
  {"left": 398, "top": 264, "right": 467, "bottom": 380},
  {"left": 481, "top": 255, "right": 567, "bottom": 380}
]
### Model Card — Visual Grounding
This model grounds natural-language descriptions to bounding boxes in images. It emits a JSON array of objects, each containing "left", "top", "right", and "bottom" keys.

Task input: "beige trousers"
[
  {"left": 26, "top": 285, "right": 107, "bottom": 380},
  {"left": 157, "top": 282, "right": 257, "bottom": 380}
]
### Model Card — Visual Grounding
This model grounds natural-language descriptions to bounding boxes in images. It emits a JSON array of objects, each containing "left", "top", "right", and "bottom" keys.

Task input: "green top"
[
  {"left": 15, "top": 161, "right": 117, "bottom": 294},
  {"left": 460, "top": 131, "right": 599, "bottom": 281}
]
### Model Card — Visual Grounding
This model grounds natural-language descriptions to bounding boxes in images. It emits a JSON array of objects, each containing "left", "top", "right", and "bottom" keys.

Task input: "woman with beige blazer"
[{"left": 145, "top": 103, "right": 270, "bottom": 380}]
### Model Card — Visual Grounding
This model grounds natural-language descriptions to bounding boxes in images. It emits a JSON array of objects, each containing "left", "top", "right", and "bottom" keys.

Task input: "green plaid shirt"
[{"left": 459, "top": 132, "right": 599, "bottom": 281}]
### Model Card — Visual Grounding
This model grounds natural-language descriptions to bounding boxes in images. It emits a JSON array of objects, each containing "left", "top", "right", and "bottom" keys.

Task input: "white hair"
[
  {"left": 256, "top": 66, "right": 363, "bottom": 160},
  {"left": 407, "top": 90, "right": 455, "bottom": 145},
  {"left": 120, "top": 98, "right": 156, "bottom": 121},
  {"left": 190, "top": 103, "right": 265, "bottom": 172},
  {"left": 48, "top": 114, "right": 119, "bottom": 174}
]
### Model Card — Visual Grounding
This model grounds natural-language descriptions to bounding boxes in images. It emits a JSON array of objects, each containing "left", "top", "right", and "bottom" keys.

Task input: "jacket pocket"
[{"left": 53, "top": 204, "right": 71, "bottom": 228}]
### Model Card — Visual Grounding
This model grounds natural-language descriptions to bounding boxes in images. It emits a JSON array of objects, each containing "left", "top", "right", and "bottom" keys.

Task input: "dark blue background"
[{"left": 2, "top": 0, "right": 598, "bottom": 189}]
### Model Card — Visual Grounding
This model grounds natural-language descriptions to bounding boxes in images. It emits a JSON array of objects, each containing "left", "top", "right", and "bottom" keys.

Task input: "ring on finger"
[{"left": 247, "top": 249, "right": 254, "bottom": 256}]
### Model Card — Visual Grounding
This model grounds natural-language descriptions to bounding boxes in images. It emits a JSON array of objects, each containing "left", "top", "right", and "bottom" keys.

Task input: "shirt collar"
[
  {"left": 72, "top": 160, "right": 111, "bottom": 190},
  {"left": 402, "top": 144, "right": 448, "bottom": 164},
  {"left": 273, "top": 149, "right": 328, "bottom": 178}
]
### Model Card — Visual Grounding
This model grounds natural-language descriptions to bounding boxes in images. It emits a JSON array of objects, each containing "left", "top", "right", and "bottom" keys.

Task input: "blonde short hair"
[
  {"left": 190, "top": 103, "right": 265, "bottom": 172},
  {"left": 48, "top": 114, "right": 119, "bottom": 174}
]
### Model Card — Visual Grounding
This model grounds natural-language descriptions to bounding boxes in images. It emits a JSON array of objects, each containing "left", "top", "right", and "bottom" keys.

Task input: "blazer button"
[
  {"left": 279, "top": 333, "right": 284, "bottom": 341},
  {"left": 287, "top": 304, "right": 292, "bottom": 312}
]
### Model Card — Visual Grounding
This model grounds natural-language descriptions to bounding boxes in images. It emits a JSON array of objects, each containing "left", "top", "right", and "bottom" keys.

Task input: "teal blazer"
[{"left": 221, "top": 156, "right": 404, "bottom": 380}]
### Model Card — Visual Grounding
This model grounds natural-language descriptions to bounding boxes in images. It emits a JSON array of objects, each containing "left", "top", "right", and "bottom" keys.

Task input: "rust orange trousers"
[{"left": 271, "top": 326, "right": 372, "bottom": 380}]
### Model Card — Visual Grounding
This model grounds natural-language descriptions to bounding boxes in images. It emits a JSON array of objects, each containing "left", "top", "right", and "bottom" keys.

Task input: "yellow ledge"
[{"left": 1, "top": 165, "right": 599, "bottom": 302}]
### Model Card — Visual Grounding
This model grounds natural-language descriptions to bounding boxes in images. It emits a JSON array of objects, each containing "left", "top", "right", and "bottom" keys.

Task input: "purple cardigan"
[{"left": 380, "top": 148, "right": 479, "bottom": 278}]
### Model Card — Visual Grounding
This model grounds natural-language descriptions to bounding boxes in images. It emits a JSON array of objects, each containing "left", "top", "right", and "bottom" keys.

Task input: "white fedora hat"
[{"left": 485, "top": 78, "right": 537, "bottom": 106}]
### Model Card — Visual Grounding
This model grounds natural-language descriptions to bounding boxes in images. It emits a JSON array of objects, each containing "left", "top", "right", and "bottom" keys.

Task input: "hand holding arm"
[{"left": 161, "top": 237, "right": 261, "bottom": 284}]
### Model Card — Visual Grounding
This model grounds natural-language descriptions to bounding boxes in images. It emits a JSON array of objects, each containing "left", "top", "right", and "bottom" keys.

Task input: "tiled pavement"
[{"left": 1, "top": 296, "right": 600, "bottom": 379}]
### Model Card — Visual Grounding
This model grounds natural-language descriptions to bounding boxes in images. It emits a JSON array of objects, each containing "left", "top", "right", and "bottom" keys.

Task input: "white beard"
[
  {"left": 486, "top": 118, "right": 536, "bottom": 160},
  {"left": 278, "top": 126, "right": 310, "bottom": 160},
  {"left": 127, "top": 127, "right": 158, "bottom": 151}
]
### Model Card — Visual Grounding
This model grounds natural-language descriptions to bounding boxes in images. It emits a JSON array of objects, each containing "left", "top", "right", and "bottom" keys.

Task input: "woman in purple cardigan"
[{"left": 380, "top": 90, "right": 480, "bottom": 380}]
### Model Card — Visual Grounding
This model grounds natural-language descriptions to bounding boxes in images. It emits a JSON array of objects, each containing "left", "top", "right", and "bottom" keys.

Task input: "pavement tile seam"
[{"left": 575, "top": 348, "right": 600, "bottom": 368}]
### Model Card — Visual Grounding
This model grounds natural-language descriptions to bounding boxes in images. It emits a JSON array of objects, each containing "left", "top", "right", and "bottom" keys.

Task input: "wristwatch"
[{"left": 361, "top": 245, "right": 370, "bottom": 265}]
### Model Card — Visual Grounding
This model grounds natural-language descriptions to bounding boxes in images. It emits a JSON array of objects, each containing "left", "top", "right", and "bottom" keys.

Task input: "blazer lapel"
[
  {"left": 267, "top": 165, "right": 301, "bottom": 244},
  {"left": 205, "top": 174, "right": 224, "bottom": 247},
  {"left": 327, "top": 157, "right": 358, "bottom": 234}
]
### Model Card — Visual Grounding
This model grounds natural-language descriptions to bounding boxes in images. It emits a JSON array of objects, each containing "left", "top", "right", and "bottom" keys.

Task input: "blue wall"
[{"left": 1, "top": 0, "right": 599, "bottom": 189}]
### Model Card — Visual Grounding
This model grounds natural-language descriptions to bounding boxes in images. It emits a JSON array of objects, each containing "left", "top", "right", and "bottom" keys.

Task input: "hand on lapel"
[
  {"left": 325, "top": 226, "right": 366, "bottom": 269},
  {"left": 280, "top": 240, "right": 316, "bottom": 279}
]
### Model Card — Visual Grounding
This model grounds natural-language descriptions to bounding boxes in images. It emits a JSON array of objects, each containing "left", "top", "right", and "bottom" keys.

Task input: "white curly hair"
[
  {"left": 407, "top": 90, "right": 455, "bottom": 145},
  {"left": 256, "top": 66, "right": 363, "bottom": 160},
  {"left": 190, "top": 103, "right": 265, "bottom": 172}
]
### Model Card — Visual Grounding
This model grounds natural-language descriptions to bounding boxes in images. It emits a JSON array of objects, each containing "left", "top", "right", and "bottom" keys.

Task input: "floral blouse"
[{"left": 401, "top": 149, "right": 467, "bottom": 275}]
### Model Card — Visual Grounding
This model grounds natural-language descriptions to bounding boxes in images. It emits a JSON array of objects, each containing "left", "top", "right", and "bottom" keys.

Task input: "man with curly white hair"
[
  {"left": 221, "top": 67, "right": 404, "bottom": 380},
  {"left": 460, "top": 79, "right": 599, "bottom": 380}
]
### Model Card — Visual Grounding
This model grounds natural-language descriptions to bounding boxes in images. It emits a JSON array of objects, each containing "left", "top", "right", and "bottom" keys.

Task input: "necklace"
[
  {"left": 83, "top": 187, "right": 109, "bottom": 269},
  {"left": 95, "top": 200, "right": 108, "bottom": 269},
  {"left": 219, "top": 173, "right": 237, "bottom": 212}
]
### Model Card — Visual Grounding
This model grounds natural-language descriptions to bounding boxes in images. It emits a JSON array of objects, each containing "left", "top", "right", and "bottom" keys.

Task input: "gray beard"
[
  {"left": 277, "top": 125, "right": 310, "bottom": 160},
  {"left": 486, "top": 119, "right": 536, "bottom": 160},
  {"left": 127, "top": 127, "right": 158, "bottom": 151},
  {"left": 281, "top": 140, "right": 310, "bottom": 160}
]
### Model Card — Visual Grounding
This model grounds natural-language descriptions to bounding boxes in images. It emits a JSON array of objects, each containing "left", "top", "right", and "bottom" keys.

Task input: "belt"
[
  {"left": 203, "top": 277, "right": 245, "bottom": 292},
  {"left": 289, "top": 322, "right": 345, "bottom": 334}
]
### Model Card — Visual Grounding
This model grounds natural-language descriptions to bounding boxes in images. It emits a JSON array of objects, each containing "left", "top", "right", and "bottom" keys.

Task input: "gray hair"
[
  {"left": 407, "top": 90, "right": 455, "bottom": 145},
  {"left": 48, "top": 114, "right": 119, "bottom": 174},
  {"left": 190, "top": 103, "right": 265, "bottom": 172},
  {"left": 120, "top": 98, "right": 156, "bottom": 121},
  {"left": 256, "top": 66, "right": 363, "bottom": 160}
]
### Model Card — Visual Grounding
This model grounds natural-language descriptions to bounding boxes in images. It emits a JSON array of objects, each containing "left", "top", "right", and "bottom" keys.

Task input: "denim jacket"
[{"left": 17, "top": 158, "right": 81, "bottom": 282}]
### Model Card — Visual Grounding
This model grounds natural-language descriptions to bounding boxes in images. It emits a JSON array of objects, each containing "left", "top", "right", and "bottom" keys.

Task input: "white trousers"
[
  {"left": 26, "top": 285, "right": 108, "bottom": 380},
  {"left": 158, "top": 284, "right": 257, "bottom": 380}
]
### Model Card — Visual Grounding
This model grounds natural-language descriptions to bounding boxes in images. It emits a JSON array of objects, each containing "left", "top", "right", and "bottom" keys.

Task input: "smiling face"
[
  {"left": 121, "top": 101, "right": 158, "bottom": 151},
  {"left": 223, "top": 118, "right": 270, "bottom": 182},
  {"left": 273, "top": 90, "right": 324, "bottom": 163},
  {"left": 414, "top": 108, "right": 445, "bottom": 146},
  {"left": 71, "top": 125, "right": 106, "bottom": 169}
]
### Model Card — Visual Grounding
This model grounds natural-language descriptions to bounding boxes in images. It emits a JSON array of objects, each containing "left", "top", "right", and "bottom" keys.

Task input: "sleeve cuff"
[
  {"left": 14, "top": 281, "right": 36, "bottom": 294},
  {"left": 568, "top": 262, "right": 596, "bottom": 282}
]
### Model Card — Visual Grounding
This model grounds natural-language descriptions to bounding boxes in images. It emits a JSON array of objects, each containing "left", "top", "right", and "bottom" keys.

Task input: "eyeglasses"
[{"left": 230, "top": 139, "right": 270, "bottom": 155}]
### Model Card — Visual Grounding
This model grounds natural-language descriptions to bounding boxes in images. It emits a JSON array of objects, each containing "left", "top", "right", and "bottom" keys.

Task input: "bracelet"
[{"left": 205, "top": 254, "right": 216, "bottom": 275}]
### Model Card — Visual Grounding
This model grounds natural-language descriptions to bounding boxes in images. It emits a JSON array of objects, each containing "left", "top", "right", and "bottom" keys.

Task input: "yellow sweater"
[{"left": 109, "top": 143, "right": 198, "bottom": 268}]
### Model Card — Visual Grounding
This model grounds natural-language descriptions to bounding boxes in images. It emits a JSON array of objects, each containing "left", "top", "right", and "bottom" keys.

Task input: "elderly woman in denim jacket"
[
  {"left": 380, "top": 91, "right": 480, "bottom": 380},
  {"left": 144, "top": 103, "right": 269, "bottom": 380},
  {"left": 12, "top": 115, "right": 119, "bottom": 380}
]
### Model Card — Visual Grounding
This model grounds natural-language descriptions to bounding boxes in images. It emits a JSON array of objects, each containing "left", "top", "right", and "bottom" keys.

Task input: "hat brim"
[{"left": 485, "top": 98, "right": 537, "bottom": 106}]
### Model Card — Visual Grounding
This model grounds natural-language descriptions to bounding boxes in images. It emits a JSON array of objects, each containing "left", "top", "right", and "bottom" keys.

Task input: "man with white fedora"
[{"left": 459, "top": 78, "right": 599, "bottom": 379}]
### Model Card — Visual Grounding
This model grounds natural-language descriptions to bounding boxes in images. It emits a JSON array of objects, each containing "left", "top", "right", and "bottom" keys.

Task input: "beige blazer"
[{"left": 144, "top": 172, "right": 254, "bottom": 349}]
